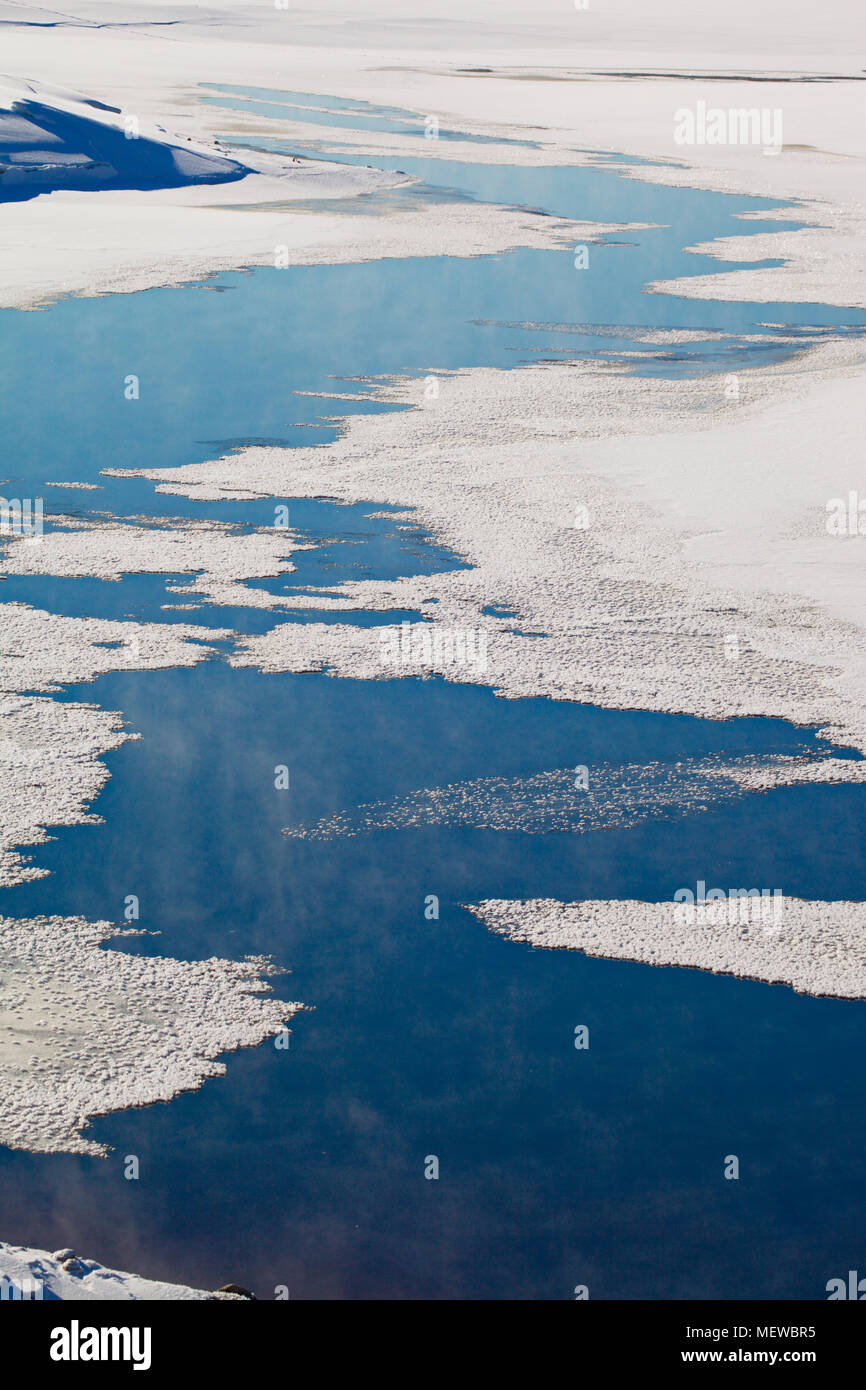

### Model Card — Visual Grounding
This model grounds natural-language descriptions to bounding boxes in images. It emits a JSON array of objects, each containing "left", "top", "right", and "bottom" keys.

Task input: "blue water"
[
  {"left": 1, "top": 94, "right": 866, "bottom": 1300},
  {"left": 200, "top": 85, "right": 538, "bottom": 146},
  {"left": 2, "top": 665, "right": 866, "bottom": 1299}
]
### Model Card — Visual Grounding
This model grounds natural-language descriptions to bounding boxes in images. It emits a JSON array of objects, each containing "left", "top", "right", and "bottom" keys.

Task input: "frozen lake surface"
[{"left": 1, "top": 91, "right": 865, "bottom": 1298}]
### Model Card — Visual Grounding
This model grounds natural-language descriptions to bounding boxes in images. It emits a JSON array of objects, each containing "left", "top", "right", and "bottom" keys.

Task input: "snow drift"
[{"left": 0, "top": 76, "right": 248, "bottom": 199}]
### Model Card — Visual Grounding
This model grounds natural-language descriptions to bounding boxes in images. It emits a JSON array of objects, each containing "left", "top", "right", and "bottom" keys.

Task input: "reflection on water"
[
  {"left": 1, "top": 98, "right": 865, "bottom": 1299},
  {"left": 2, "top": 662, "right": 866, "bottom": 1299}
]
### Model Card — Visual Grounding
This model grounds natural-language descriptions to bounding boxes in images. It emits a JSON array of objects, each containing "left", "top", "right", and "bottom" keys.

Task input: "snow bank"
[
  {"left": 0, "top": 1240, "right": 247, "bottom": 1300},
  {"left": 3, "top": 1, "right": 863, "bottom": 307},
  {"left": 0, "top": 76, "right": 248, "bottom": 199}
]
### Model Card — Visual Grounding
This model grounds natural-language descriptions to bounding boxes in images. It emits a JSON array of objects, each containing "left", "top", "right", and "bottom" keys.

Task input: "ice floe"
[
  {"left": 0, "top": 911, "right": 302, "bottom": 1154},
  {"left": 282, "top": 753, "right": 866, "bottom": 842},
  {"left": 468, "top": 895, "right": 866, "bottom": 1000},
  {"left": 2, "top": 513, "right": 310, "bottom": 605}
]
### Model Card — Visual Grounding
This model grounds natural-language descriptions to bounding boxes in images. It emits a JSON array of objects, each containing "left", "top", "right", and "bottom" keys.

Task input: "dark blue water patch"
[
  {"left": 4, "top": 662, "right": 841, "bottom": 950},
  {"left": 6, "top": 955, "right": 866, "bottom": 1301},
  {"left": 0, "top": 572, "right": 273, "bottom": 635},
  {"left": 0, "top": 572, "right": 211, "bottom": 625},
  {"left": 1, "top": 663, "right": 865, "bottom": 1299}
]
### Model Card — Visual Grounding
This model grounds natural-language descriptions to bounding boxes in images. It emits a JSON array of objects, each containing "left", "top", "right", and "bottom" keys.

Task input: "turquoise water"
[
  {"left": 200, "top": 84, "right": 539, "bottom": 146},
  {"left": 1, "top": 98, "right": 865, "bottom": 1299}
]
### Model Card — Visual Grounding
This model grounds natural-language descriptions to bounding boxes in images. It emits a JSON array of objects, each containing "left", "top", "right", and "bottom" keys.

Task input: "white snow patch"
[
  {"left": 0, "top": 74, "right": 248, "bottom": 194},
  {"left": 0, "top": 1239, "right": 247, "bottom": 1300}
]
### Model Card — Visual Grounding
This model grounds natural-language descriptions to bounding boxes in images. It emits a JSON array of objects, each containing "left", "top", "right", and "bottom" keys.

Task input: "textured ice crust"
[
  {"left": 1, "top": 514, "right": 310, "bottom": 607},
  {"left": 282, "top": 755, "right": 866, "bottom": 842},
  {"left": 0, "top": 694, "right": 128, "bottom": 887},
  {"left": 121, "top": 346, "right": 866, "bottom": 759},
  {"left": 0, "top": 913, "right": 301, "bottom": 1156},
  {"left": 469, "top": 897, "right": 866, "bottom": 1000}
]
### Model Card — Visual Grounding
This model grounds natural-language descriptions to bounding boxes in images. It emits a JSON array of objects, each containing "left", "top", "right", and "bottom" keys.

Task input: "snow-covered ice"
[
  {"left": 0, "top": 1239, "right": 249, "bottom": 1300},
  {"left": 469, "top": 895, "right": 866, "bottom": 1001},
  {"left": 0, "top": 911, "right": 302, "bottom": 1155}
]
